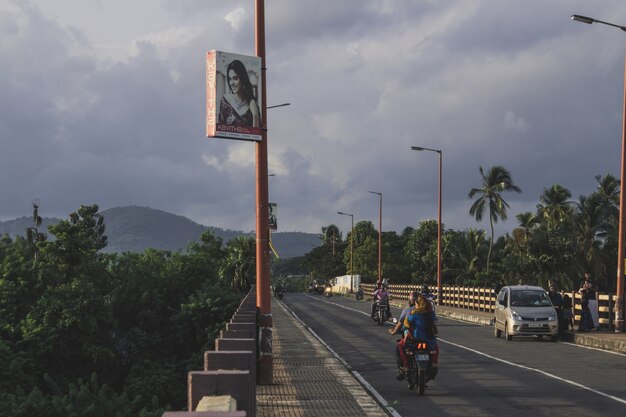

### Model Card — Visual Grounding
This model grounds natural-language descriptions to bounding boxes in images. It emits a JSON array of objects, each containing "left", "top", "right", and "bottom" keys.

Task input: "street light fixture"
[
  {"left": 368, "top": 191, "right": 383, "bottom": 288},
  {"left": 571, "top": 14, "right": 625, "bottom": 333},
  {"left": 411, "top": 146, "right": 443, "bottom": 301},
  {"left": 267, "top": 103, "right": 291, "bottom": 109},
  {"left": 338, "top": 211, "right": 355, "bottom": 293}
]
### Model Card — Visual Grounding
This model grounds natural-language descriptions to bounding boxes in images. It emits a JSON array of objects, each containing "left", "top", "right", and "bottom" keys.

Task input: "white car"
[{"left": 494, "top": 285, "right": 559, "bottom": 341}]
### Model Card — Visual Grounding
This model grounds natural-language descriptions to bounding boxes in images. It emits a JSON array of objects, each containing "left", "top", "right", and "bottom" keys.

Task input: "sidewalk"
[{"left": 256, "top": 299, "right": 389, "bottom": 417}]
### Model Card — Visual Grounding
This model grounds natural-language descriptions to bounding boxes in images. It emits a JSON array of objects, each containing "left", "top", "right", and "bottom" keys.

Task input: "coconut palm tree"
[
  {"left": 444, "top": 229, "right": 486, "bottom": 283},
  {"left": 536, "top": 184, "right": 573, "bottom": 230},
  {"left": 220, "top": 236, "right": 256, "bottom": 292},
  {"left": 468, "top": 165, "right": 521, "bottom": 272}
]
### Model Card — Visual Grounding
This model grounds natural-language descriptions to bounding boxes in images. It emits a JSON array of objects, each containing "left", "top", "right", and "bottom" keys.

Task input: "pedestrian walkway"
[{"left": 256, "top": 299, "right": 389, "bottom": 417}]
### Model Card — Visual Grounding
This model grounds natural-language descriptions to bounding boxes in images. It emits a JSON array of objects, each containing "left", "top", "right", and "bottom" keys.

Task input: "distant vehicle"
[
  {"left": 494, "top": 285, "right": 558, "bottom": 341},
  {"left": 312, "top": 279, "right": 327, "bottom": 295},
  {"left": 324, "top": 284, "right": 333, "bottom": 298}
]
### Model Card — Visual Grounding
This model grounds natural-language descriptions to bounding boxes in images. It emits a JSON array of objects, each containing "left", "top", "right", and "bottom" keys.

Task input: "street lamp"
[
  {"left": 368, "top": 191, "right": 383, "bottom": 288},
  {"left": 267, "top": 103, "right": 291, "bottom": 109},
  {"left": 571, "top": 14, "right": 625, "bottom": 332},
  {"left": 338, "top": 211, "right": 354, "bottom": 293},
  {"left": 411, "top": 146, "right": 443, "bottom": 301}
]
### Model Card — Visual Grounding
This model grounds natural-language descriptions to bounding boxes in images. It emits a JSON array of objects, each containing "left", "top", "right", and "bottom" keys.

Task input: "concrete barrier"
[
  {"left": 163, "top": 412, "right": 246, "bottom": 417},
  {"left": 231, "top": 315, "right": 256, "bottom": 323},
  {"left": 216, "top": 338, "right": 256, "bottom": 354},
  {"left": 204, "top": 351, "right": 256, "bottom": 417},
  {"left": 226, "top": 322, "right": 255, "bottom": 332},
  {"left": 188, "top": 371, "right": 251, "bottom": 415},
  {"left": 220, "top": 329, "right": 255, "bottom": 339}
]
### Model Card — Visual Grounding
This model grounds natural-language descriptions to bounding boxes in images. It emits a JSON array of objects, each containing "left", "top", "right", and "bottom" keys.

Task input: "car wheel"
[
  {"left": 494, "top": 323, "right": 501, "bottom": 338},
  {"left": 504, "top": 323, "right": 512, "bottom": 341}
]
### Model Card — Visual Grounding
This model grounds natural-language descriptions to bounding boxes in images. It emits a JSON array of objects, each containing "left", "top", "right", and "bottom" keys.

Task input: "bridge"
[{"left": 164, "top": 290, "right": 626, "bottom": 417}]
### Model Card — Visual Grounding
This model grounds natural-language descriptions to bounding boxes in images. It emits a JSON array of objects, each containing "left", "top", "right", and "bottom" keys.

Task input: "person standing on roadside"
[
  {"left": 579, "top": 273, "right": 598, "bottom": 330},
  {"left": 562, "top": 293, "right": 574, "bottom": 332},
  {"left": 547, "top": 284, "right": 563, "bottom": 334}
]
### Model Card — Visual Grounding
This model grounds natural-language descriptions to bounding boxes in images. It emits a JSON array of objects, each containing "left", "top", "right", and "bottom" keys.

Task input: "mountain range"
[{"left": 0, "top": 206, "right": 320, "bottom": 258}]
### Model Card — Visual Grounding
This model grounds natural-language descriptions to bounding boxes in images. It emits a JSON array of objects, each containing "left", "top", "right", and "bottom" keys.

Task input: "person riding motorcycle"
[
  {"left": 355, "top": 286, "right": 364, "bottom": 300},
  {"left": 371, "top": 284, "right": 390, "bottom": 319},
  {"left": 401, "top": 291, "right": 439, "bottom": 382},
  {"left": 389, "top": 290, "right": 417, "bottom": 380}
]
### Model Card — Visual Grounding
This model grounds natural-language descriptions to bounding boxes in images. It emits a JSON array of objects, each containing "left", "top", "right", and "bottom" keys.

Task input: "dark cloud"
[{"left": 2, "top": 0, "right": 626, "bottom": 240}]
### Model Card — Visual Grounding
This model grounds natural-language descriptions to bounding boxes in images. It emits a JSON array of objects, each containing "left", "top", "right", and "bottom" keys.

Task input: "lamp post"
[
  {"left": 338, "top": 211, "right": 354, "bottom": 292},
  {"left": 411, "top": 146, "right": 443, "bottom": 300},
  {"left": 571, "top": 14, "right": 625, "bottom": 333},
  {"left": 368, "top": 191, "right": 383, "bottom": 288}
]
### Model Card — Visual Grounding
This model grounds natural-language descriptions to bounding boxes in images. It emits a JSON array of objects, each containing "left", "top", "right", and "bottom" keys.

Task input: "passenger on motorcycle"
[
  {"left": 389, "top": 290, "right": 417, "bottom": 380},
  {"left": 401, "top": 292, "right": 439, "bottom": 381},
  {"left": 371, "top": 284, "right": 390, "bottom": 319}
]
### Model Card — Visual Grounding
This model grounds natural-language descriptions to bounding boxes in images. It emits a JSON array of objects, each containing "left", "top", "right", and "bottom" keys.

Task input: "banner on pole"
[{"left": 206, "top": 50, "right": 262, "bottom": 141}]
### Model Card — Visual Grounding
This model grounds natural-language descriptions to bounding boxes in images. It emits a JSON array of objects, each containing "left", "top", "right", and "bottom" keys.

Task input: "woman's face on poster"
[{"left": 228, "top": 69, "right": 241, "bottom": 95}]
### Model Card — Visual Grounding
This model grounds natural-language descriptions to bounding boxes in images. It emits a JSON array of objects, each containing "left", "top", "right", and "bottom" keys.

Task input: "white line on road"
[
  {"left": 440, "top": 338, "right": 626, "bottom": 406},
  {"left": 301, "top": 293, "right": 626, "bottom": 407},
  {"left": 289, "top": 295, "right": 402, "bottom": 417}
]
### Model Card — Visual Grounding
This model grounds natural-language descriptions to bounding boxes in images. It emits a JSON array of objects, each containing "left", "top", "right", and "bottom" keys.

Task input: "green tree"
[
  {"left": 403, "top": 220, "right": 438, "bottom": 283},
  {"left": 536, "top": 184, "right": 572, "bottom": 230},
  {"left": 220, "top": 236, "right": 256, "bottom": 292},
  {"left": 443, "top": 229, "right": 486, "bottom": 284},
  {"left": 468, "top": 165, "right": 521, "bottom": 272}
]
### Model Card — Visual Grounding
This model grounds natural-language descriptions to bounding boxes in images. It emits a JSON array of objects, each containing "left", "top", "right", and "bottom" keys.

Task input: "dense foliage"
[
  {"left": 0, "top": 205, "right": 250, "bottom": 416},
  {"left": 297, "top": 170, "right": 619, "bottom": 293}
]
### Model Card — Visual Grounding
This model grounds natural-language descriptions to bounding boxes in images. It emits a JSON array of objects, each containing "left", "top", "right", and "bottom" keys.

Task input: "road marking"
[
  {"left": 301, "top": 293, "right": 626, "bottom": 407},
  {"left": 440, "top": 338, "right": 626, "bottom": 406},
  {"left": 289, "top": 295, "right": 402, "bottom": 417},
  {"left": 560, "top": 341, "right": 626, "bottom": 357}
]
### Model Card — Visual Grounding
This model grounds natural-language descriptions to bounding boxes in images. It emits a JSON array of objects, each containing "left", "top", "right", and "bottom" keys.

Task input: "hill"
[{"left": 0, "top": 206, "right": 320, "bottom": 258}]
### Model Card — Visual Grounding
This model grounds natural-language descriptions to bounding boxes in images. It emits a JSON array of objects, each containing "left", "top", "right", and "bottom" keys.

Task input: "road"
[{"left": 281, "top": 293, "right": 626, "bottom": 417}]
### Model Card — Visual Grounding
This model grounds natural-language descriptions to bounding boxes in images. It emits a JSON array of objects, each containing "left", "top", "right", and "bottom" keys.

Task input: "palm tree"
[
  {"left": 573, "top": 194, "right": 609, "bottom": 281},
  {"left": 468, "top": 165, "right": 521, "bottom": 272},
  {"left": 593, "top": 174, "right": 620, "bottom": 220},
  {"left": 444, "top": 229, "right": 486, "bottom": 283},
  {"left": 220, "top": 236, "right": 256, "bottom": 292},
  {"left": 536, "top": 184, "right": 572, "bottom": 230}
]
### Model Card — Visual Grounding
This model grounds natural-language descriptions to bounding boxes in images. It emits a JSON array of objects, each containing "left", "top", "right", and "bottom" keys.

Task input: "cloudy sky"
[{"left": 2, "top": 0, "right": 626, "bottom": 238}]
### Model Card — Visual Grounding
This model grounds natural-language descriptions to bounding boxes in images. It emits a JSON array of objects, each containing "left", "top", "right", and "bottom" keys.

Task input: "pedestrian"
[
  {"left": 577, "top": 289, "right": 593, "bottom": 332},
  {"left": 547, "top": 284, "right": 563, "bottom": 334},
  {"left": 579, "top": 273, "right": 598, "bottom": 330},
  {"left": 562, "top": 293, "right": 574, "bottom": 332},
  {"left": 494, "top": 279, "right": 505, "bottom": 296}
]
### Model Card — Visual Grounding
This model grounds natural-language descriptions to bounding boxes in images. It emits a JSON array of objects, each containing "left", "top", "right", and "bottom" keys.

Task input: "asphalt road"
[{"left": 281, "top": 293, "right": 626, "bottom": 417}]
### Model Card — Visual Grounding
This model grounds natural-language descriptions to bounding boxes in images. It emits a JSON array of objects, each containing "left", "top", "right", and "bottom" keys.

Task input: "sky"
[{"left": 2, "top": 0, "right": 626, "bottom": 238}]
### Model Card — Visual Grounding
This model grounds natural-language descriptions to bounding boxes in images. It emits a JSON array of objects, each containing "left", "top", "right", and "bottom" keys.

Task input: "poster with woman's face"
[{"left": 206, "top": 50, "right": 262, "bottom": 141}]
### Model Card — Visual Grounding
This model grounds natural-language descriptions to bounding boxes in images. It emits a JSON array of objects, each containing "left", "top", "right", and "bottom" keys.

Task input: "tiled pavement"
[{"left": 256, "top": 299, "right": 389, "bottom": 417}]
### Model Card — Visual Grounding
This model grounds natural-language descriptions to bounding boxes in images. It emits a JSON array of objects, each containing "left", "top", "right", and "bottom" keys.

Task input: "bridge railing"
[
  {"left": 163, "top": 288, "right": 256, "bottom": 417},
  {"left": 358, "top": 283, "right": 619, "bottom": 331}
]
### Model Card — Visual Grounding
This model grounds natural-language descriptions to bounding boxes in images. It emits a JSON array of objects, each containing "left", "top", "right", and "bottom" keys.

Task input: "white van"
[{"left": 494, "top": 285, "right": 559, "bottom": 341}]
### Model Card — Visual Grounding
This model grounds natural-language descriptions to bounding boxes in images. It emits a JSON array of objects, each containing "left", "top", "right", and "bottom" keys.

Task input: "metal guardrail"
[{"left": 359, "top": 283, "right": 620, "bottom": 331}]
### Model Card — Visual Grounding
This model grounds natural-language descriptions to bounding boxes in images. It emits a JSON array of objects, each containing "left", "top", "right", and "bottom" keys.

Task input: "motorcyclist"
[
  {"left": 420, "top": 284, "right": 438, "bottom": 335},
  {"left": 389, "top": 290, "right": 417, "bottom": 380},
  {"left": 371, "top": 283, "right": 390, "bottom": 319},
  {"left": 356, "top": 285, "right": 364, "bottom": 300},
  {"left": 402, "top": 292, "right": 439, "bottom": 382},
  {"left": 273, "top": 283, "right": 284, "bottom": 298}
]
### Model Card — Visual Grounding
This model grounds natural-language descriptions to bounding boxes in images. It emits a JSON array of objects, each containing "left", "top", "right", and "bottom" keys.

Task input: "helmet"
[{"left": 421, "top": 284, "right": 429, "bottom": 294}]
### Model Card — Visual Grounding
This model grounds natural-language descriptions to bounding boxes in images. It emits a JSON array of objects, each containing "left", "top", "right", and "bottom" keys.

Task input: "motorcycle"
[
  {"left": 374, "top": 300, "right": 390, "bottom": 326},
  {"left": 404, "top": 338, "right": 437, "bottom": 395},
  {"left": 324, "top": 285, "right": 333, "bottom": 298},
  {"left": 355, "top": 288, "right": 364, "bottom": 300}
]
